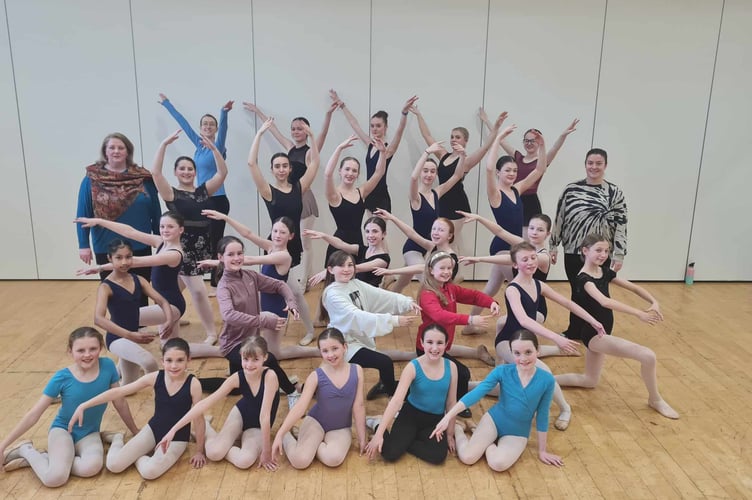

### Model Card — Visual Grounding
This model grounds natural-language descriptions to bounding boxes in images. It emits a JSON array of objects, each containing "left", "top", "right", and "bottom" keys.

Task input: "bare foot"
[{"left": 649, "top": 400, "right": 679, "bottom": 419}]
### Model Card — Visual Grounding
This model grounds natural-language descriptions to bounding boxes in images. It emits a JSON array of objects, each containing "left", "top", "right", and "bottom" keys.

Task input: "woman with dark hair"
[{"left": 76, "top": 132, "right": 162, "bottom": 306}]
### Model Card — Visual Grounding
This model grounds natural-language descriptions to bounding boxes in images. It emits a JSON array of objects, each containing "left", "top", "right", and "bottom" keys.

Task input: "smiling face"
[
  {"left": 174, "top": 158, "right": 196, "bottom": 186},
  {"left": 522, "top": 132, "right": 538, "bottom": 154},
  {"left": 420, "top": 161, "right": 438, "bottom": 186},
  {"left": 162, "top": 346, "right": 189, "bottom": 377},
  {"left": 527, "top": 217, "right": 551, "bottom": 247},
  {"left": 429, "top": 255, "right": 455, "bottom": 284},
  {"left": 364, "top": 222, "right": 385, "bottom": 247},
  {"left": 327, "top": 255, "right": 356, "bottom": 283},
  {"left": 290, "top": 119, "right": 308, "bottom": 143},
  {"left": 220, "top": 241, "right": 245, "bottom": 272},
  {"left": 318, "top": 337, "right": 346, "bottom": 366},
  {"left": 497, "top": 160, "right": 518, "bottom": 186},
  {"left": 420, "top": 328, "right": 447, "bottom": 359},
  {"left": 450, "top": 128, "right": 468, "bottom": 148},
  {"left": 159, "top": 215, "right": 184, "bottom": 243},
  {"left": 108, "top": 245, "right": 133, "bottom": 274},
  {"left": 105, "top": 138, "right": 128, "bottom": 168},
  {"left": 430, "top": 219, "right": 453, "bottom": 245},
  {"left": 241, "top": 349, "right": 267, "bottom": 375},
  {"left": 511, "top": 338, "right": 538, "bottom": 369},
  {"left": 70, "top": 336, "right": 102, "bottom": 370},
  {"left": 582, "top": 240, "right": 610, "bottom": 267},
  {"left": 200, "top": 115, "right": 218, "bottom": 137},
  {"left": 270, "top": 220, "right": 293, "bottom": 248},
  {"left": 513, "top": 248, "right": 538, "bottom": 276},
  {"left": 585, "top": 153, "right": 607, "bottom": 184},
  {"left": 339, "top": 158, "right": 360, "bottom": 185}
]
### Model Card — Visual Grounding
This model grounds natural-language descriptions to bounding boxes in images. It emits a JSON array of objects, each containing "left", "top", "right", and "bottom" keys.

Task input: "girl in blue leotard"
[
  {"left": 69, "top": 338, "right": 205, "bottom": 479},
  {"left": 272, "top": 328, "right": 366, "bottom": 470},
  {"left": 158, "top": 336, "right": 281, "bottom": 470},
  {"left": 430, "top": 330, "right": 562, "bottom": 471},
  {"left": 0, "top": 327, "right": 137, "bottom": 487}
]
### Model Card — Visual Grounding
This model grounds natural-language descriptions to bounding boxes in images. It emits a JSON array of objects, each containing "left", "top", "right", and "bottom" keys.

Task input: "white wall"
[{"left": 0, "top": 0, "right": 746, "bottom": 281}]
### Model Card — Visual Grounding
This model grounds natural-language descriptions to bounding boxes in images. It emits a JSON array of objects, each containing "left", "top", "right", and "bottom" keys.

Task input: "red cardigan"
[{"left": 417, "top": 283, "right": 496, "bottom": 351}]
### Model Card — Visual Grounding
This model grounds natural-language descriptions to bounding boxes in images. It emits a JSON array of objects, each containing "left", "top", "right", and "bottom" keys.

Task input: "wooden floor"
[{"left": 0, "top": 280, "right": 751, "bottom": 499}]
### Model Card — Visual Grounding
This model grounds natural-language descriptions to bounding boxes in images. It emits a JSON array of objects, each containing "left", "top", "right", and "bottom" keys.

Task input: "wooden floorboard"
[{"left": 0, "top": 280, "right": 750, "bottom": 499}]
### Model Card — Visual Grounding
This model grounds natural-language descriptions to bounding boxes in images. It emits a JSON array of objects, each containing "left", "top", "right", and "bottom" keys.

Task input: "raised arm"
[
  {"left": 331, "top": 89, "right": 371, "bottom": 144},
  {"left": 158, "top": 93, "right": 201, "bottom": 147},
  {"left": 247, "top": 118, "right": 274, "bottom": 201},
  {"left": 384, "top": 95, "right": 418, "bottom": 158},
  {"left": 203, "top": 136, "right": 229, "bottom": 195},
  {"left": 373, "top": 208, "right": 431, "bottom": 252},
  {"left": 514, "top": 131, "right": 548, "bottom": 194},
  {"left": 316, "top": 101, "right": 339, "bottom": 151},
  {"left": 74, "top": 217, "right": 162, "bottom": 248},
  {"left": 299, "top": 125, "right": 320, "bottom": 193},
  {"left": 216, "top": 100, "right": 232, "bottom": 152},
  {"left": 242, "top": 102, "right": 294, "bottom": 151},
  {"left": 546, "top": 118, "right": 579, "bottom": 166},
  {"left": 151, "top": 130, "right": 182, "bottom": 202},
  {"left": 409, "top": 105, "right": 448, "bottom": 156},
  {"left": 465, "top": 111, "right": 508, "bottom": 170},
  {"left": 325, "top": 135, "right": 359, "bottom": 205},
  {"left": 359, "top": 138, "right": 388, "bottom": 200},
  {"left": 486, "top": 126, "right": 518, "bottom": 206},
  {"left": 303, "top": 229, "right": 358, "bottom": 255},
  {"left": 457, "top": 210, "right": 524, "bottom": 247},
  {"left": 201, "top": 209, "right": 271, "bottom": 252},
  {"left": 435, "top": 145, "right": 467, "bottom": 198}
]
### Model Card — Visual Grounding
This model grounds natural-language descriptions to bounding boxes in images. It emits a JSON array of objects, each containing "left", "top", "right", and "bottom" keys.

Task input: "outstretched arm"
[
  {"left": 540, "top": 282, "right": 607, "bottom": 334},
  {"left": 506, "top": 286, "right": 579, "bottom": 353},
  {"left": 612, "top": 277, "right": 663, "bottom": 320},
  {"left": 331, "top": 89, "right": 371, "bottom": 144},
  {"left": 242, "top": 102, "right": 294, "bottom": 151},
  {"left": 456, "top": 210, "right": 524, "bottom": 247},
  {"left": 201, "top": 209, "right": 272, "bottom": 252},
  {"left": 303, "top": 229, "right": 358, "bottom": 255},
  {"left": 247, "top": 118, "right": 274, "bottom": 201},
  {"left": 384, "top": 95, "right": 418, "bottom": 158},
  {"left": 583, "top": 280, "right": 661, "bottom": 325},
  {"left": 465, "top": 111, "right": 508, "bottom": 169},
  {"left": 0, "top": 396, "right": 53, "bottom": 458},
  {"left": 74, "top": 217, "right": 162, "bottom": 249},
  {"left": 324, "top": 135, "right": 359, "bottom": 206},
  {"left": 299, "top": 125, "right": 320, "bottom": 193},
  {"left": 151, "top": 130, "right": 182, "bottom": 202},
  {"left": 409, "top": 105, "right": 448, "bottom": 156},
  {"left": 158, "top": 93, "right": 200, "bottom": 147},
  {"left": 203, "top": 136, "right": 229, "bottom": 195},
  {"left": 546, "top": 118, "right": 579, "bottom": 166},
  {"left": 68, "top": 373, "right": 155, "bottom": 432},
  {"left": 373, "top": 208, "right": 432, "bottom": 252}
]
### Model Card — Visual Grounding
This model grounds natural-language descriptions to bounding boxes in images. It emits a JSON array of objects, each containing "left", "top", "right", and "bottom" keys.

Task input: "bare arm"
[
  {"left": 546, "top": 118, "right": 579, "bottom": 166},
  {"left": 465, "top": 111, "right": 508, "bottom": 169},
  {"left": 457, "top": 210, "right": 524, "bottom": 247},
  {"left": 373, "top": 208, "right": 431, "bottom": 252},
  {"left": 151, "top": 130, "right": 181, "bottom": 202},
  {"left": 331, "top": 89, "right": 371, "bottom": 144},
  {"left": 316, "top": 101, "right": 338, "bottom": 151},
  {"left": 540, "top": 282, "right": 608, "bottom": 332},
  {"left": 583, "top": 280, "right": 661, "bottom": 325},
  {"left": 324, "top": 135, "right": 359, "bottom": 206},
  {"left": 435, "top": 146, "right": 467, "bottom": 198},
  {"left": 242, "top": 102, "right": 294, "bottom": 151},
  {"left": 299, "top": 125, "right": 320, "bottom": 193},
  {"left": 203, "top": 136, "right": 229, "bottom": 195},
  {"left": 359, "top": 138, "right": 388, "bottom": 200},
  {"left": 68, "top": 373, "right": 156, "bottom": 431},
  {"left": 506, "top": 286, "right": 579, "bottom": 353},
  {"left": 93, "top": 284, "right": 156, "bottom": 344},
  {"left": 247, "top": 118, "right": 274, "bottom": 201},
  {"left": 303, "top": 229, "right": 358, "bottom": 255},
  {"left": 110, "top": 387, "right": 139, "bottom": 436},
  {"left": 74, "top": 217, "right": 162, "bottom": 248},
  {"left": 0, "top": 396, "right": 53, "bottom": 456},
  {"left": 258, "top": 370, "right": 280, "bottom": 470},
  {"left": 384, "top": 95, "right": 418, "bottom": 158},
  {"left": 514, "top": 131, "right": 548, "bottom": 194},
  {"left": 410, "top": 105, "right": 448, "bottom": 156}
]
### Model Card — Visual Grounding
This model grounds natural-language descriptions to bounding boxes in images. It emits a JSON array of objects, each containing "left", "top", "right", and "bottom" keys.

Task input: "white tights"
[
  {"left": 204, "top": 407, "right": 263, "bottom": 469},
  {"left": 392, "top": 250, "right": 425, "bottom": 293},
  {"left": 106, "top": 425, "right": 186, "bottom": 480},
  {"left": 281, "top": 416, "right": 351, "bottom": 469},
  {"left": 468, "top": 255, "right": 514, "bottom": 317},
  {"left": 179, "top": 275, "right": 217, "bottom": 339},
  {"left": 20, "top": 428, "right": 103, "bottom": 487},
  {"left": 288, "top": 261, "right": 315, "bottom": 339},
  {"left": 454, "top": 414, "right": 528, "bottom": 472}
]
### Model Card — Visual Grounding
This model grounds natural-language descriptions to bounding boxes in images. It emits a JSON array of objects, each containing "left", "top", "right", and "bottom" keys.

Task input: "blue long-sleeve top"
[
  {"left": 76, "top": 176, "right": 161, "bottom": 253},
  {"left": 160, "top": 99, "right": 228, "bottom": 196},
  {"left": 460, "top": 364, "right": 554, "bottom": 436}
]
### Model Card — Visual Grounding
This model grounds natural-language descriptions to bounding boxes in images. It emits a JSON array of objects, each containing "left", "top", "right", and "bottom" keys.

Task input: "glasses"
[{"left": 522, "top": 139, "right": 536, "bottom": 145}]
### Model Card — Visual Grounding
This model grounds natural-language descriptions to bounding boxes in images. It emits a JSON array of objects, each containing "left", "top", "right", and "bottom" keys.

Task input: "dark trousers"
[
  {"left": 209, "top": 195, "right": 230, "bottom": 287},
  {"left": 350, "top": 348, "right": 397, "bottom": 395},
  {"left": 381, "top": 401, "right": 447, "bottom": 464}
]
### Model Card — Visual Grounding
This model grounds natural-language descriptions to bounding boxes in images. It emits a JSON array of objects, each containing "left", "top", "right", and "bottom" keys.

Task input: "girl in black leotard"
[
  {"left": 247, "top": 117, "right": 320, "bottom": 346},
  {"left": 555, "top": 234, "right": 679, "bottom": 420},
  {"left": 329, "top": 89, "right": 417, "bottom": 213}
]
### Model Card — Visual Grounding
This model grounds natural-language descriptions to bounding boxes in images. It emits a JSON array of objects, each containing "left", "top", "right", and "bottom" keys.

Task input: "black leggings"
[
  {"left": 416, "top": 350, "right": 469, "bottom": 400},
  {"left": 208, "top": 195, "right": 230, "bottom": 287},
  {"left": 380, "top": 401, "right": 447, "bottom": 465},
  {"left": 200, "top": 342, "right": 296, "bottom": 395},
  {"left": 349, "top": 348, "right": 397, "bottom": 395}
]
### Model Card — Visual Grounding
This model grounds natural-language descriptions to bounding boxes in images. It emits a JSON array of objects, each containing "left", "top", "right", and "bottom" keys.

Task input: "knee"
[
  {"left": 319, "top": 450, "right": 347, "bottom": 468},
  {"left": 205, "top": 445, "right": 226, "bottom": 463},
  {"left": 639, "top": 347, "right": 657, "bottom": 366},
  {"left": 138, "top": 466, "right": 165, "bottom": 481},
  {"left": 41, "top": 471, "right": 70, "bottom": 488},
  {"left": 486, "top": 454, "right": 516, "bottom": 472},
  {"left": 105, "top": 456, "right": 128, "bottom": 474},
  {"left": 421, "top": 448, "right": 447, "bottom": 465},
  {"left": 75, "top": 456, "right": 103, "bottom": 478},
  {"left": 287, "top": 452, "right": 314, "bottom": 470},
  {"left": 232, "top": 453, "right": 256, "bottom": 470},
  {"left": 456, "top": 448, "right": 481, "bottom": 466}
]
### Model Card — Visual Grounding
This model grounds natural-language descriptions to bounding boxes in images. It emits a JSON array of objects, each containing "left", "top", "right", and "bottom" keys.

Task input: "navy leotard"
[
  {"left": 103, "top": 273, "right": 141, "bottom": 348},
  {"left": 327, "top": 189, "right": 365, "bottom": 262},
  {"left": 403, "top": 190, "right": 439, "bottom": 256},
  {"left": 363, "top": 143, "right": 392, "bottom": 212},
  {"left": 437, "top": 153, "right": 470, "bottom": 220},
  {"left": 236, "top": 368, "right": 280, "bottom": 431},
  {"left": 260, "top": 263, "right": 289, "bottom": 317},
  {"left": 264, "top": 183, "right": 303, "bottom": 267},
  {"left": 489, "top": 187, "right": 523, "bottom": 254},
  {"left": 151, "top": 245, "right": 186, "bottom": 316},
  {"left": 148, "top": 370, "right": 195, "bottom": 442},
  {"left": 495, "top": 280, "right": 541, "bottom": 346}
]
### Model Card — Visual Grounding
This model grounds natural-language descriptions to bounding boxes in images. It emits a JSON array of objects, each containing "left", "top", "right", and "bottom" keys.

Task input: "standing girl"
[
  {"left": 0, "top": 327, "right": 137, "bottom": 487},
  {"left": 157, "top": 337, "right": 281, "bottom": 470},
  {"left": 76, "top": 212, "right": 221, "bottom": 360},
  {"left": 555, "top": 234, "right": 679, "bottom": 419},
  {"left": 201, "top": 211, "right": 320, "bottom": 361},
  {"left": 321, "top": 251, "right": 419, "bottom": 400},
  {"left": 68, "top": 338, "right": 205, "bottom": 479},
  {"left": 151, "top": 130, "right": 228, "bottom": 345},
  {"left": 304, "top": 216, "right": 390, "bottom": 288},
  {"left": 158, "top": 94, "right": 233, "bottom": 293},
  {"left": 199, "top": 236, "right": 301, "bottom": 408},
  {"left": 242, "top": 102, "right": 336, "bottom": 283},
  {"left": 430, "top": 330, "right": 563, "bottom": 471},
  {"left": 364, "top": 323, "right": 458, "bottom": 465},
  {"left": 271, "top": 329, "right": 366, "bottom": 469},
  {"left": 463, "top": 127, "right": 547, "bottom": 334},
  {"left": 247, "top": 117, "right": 319, "bottom": 346},
  {"left": 329, "top": 89, "right": 418, "bottom": 213},
  {"left": 418, "top": 252, "right": 500, "bottom": 410},
  {"left": 495, "top": 242, "right": 604, "bottom": 430}
]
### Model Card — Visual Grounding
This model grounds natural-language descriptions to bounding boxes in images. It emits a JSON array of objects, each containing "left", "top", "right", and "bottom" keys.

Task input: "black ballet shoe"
[
  {"left": 458, "top": 409, "right": 472, "bottom": 419},
  {"left": 366, "top": 381, "right": 389, "bottom": 401}
]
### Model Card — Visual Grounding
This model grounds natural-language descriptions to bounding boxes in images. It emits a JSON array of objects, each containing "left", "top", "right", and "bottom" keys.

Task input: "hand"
[
  {"left": 364, "top": 435, "right": 383, "bottom": 461},
  {"left": 223, "top": 100, "right": 234, "bottom": 111},
  {"left": 199, "top": 134, "right": 218, "bottom": 151},
  {"left": 562, "top": 118, "right": 579, "bottom": 136},
  {"left": 371, "top": 267, "right": 391, "bottom": 276},
  {"left": 451, "top": 143, "right": 466, "bottom": 156},
  {"left": 402, "top": 95, "right": 419, "bottom": 114},
  {"left": 590, "top": 321, "right": 607, "bottom": 338},
  {"left": 638, "top": 310, "right": 661, "bottom": 325},
  {"left": 78, "top": 249, "right": 93, "bottom": 265},
  {"left": 158, "top": 93, "right": 168, "bottom": 103},
  {"left": 76, "top": 267, "right": 99, "bottom": 276},
  {"left": 271, "top": 436, "right": 283, "bottom": 459},
  {"left": 447, "top": 432, "right": 456, "bottom": 454},
  {"left": 408, "top": 104, "right": 421, "bottom": 116},
  {"left": 372, "top": 208, "right": 392, "bottom": 220},
  {"left": 610, "top": 260, "right": 623, "bottom": 272},
  {"left": 273, "top": 316, "right": 287, "bottom": 331},
  {"left": 456, "top": 210, "right": 479, "bottom": 223},
  {"left": 242, "top": 101, "right": 259, "bottom": 114},
  {"left": 493, "top": 111, "right": 509, "bottom": 130},
  {"left": 326, "top": 100, "right": 339, "bottom": 114},
  {"left": 67, "top": 405, "right": 85, "bottom": 432},
  {"left": 200, "top": 209, "right": 226, "bottom": 221},
  {"left": 190, "top": 451, "right": 207, "bottom": 468},
  {"left": 303, "top": 229, "right": 326, "bottom": 240},
  {"left": 307, "top": 269, "right": 327, "bottom": 288},
  {"left": 647, "top": 302, "right": 664, "bottom": 321},
  {"left": 539, "top": 450, "right": 563, "bottom": 467},
  {"left": 162, "top": 129, "right": 182, "bottom": 146},
  {"left": 458, "top": 256, "right": 479, "bottom": 266},
  {"left": 489, "top": 302, "right": 501, "bottom": 316},
  {"left": 550, "top": 249, "right": 558, "bottom": 265},
  {"left": 497, "top": 124, "right": 517, "bottom": 141},
  {"left": 196, "top": 259, "right": 219, "bottom": 270},
  {"left": 129, "top": 330, "right": 157, "bottom": 344},
  {"left": 156, "top": 430, "right": 175, "bottom": 454},
  {"left": 426, "top": 141, "right": 445, "bottom": 155},
  {"left": 74, "top": 217, "right": 100, "bottom": 228},
  {"left": 259, "top": 117, "right": 274, "bottom": 133},
  {"left": 258, "top": 448, "right": 278, "bottom": 471},
  {"left": 158, "top": 320, "right": 175, "bottom": 340},
  {"left": 337, "top": 134, "right": 359, "bottom": 150},
  {"left": 470, "top": 314, "right": 494, "bottom": 328},
  {"left": 478, "top": 107, "right": 489, "bottom": 125},
  {"left": 429, "top": 415, "right": 451, "bottom": 442},
  {"left": 409, "top": 302, "right": 422, "bottom": 315},
  {"left": 284, "top": 307, "right": 300, "bottom": 321},
  {"left": 528, "top": 129, "right": 545, "bottom": 151},
  {"left": 301, "top": 122, "right": 313, "bottom": 137},
  {"left": 371, "top": 137, "right": 387, "bottom": 153},
  {"left": 329, "top": 89, "right": 342, "bottom": 106},
  {"left": 555, "top": 335, "right": 580, "bottom": 355},
  {"left": 397, "top": 315, "right": 417, "bottom": 327}
]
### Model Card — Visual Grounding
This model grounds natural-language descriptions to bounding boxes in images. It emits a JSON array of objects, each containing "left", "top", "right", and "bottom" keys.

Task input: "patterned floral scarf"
[{"left": 85, "top": 163, "right": 153, "bottom": 221}]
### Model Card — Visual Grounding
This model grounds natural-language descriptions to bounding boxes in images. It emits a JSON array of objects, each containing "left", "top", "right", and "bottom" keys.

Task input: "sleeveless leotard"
[
  {"left": 490, "top": 187, "right": 523, "bottom": 254},
  {"left": 103, "top": 273, "right": 142, "bottom": 348},
  {"left": 307, "top": 364, "right": 358, "bottom": 433},
  {"left": 289, "top": 144, "right": 319, "bottom": 219},
  {"left": 406, "top": 358, "right": 451, "bottom": 415},
  {"left": 572, "top": 268, "right": 616, "bottom": 348},
  {"left": 437, "top": 153, "right": 470, "bottom": 219},
  {"left": 148, "top": 370, "right": 195, "bottom": 442},
  {"left": 327, "top": 188, "right": 365, "bottom": 262},
  {"left": 264, "top": 182, "right": 303, "bottom": 267},
  {"left": 236, "top": 368, "right": 280, "bottom": 430},
  {"left": 260, "top": 263, "right": 289, "bottom": 317},
  {"left": 514, "top": 150, "right": 543, "bottom": 224},
  {"left": 151, "top": 245, "right": 186, "bottom": 315},
  {"left": 403, "top": 190, "right": 439, "bottom": 256},
  {"left": 495, "top": 280, "right": 541, "bottom": 346},
  {"left": 363, "top": 143, "right": 392, "bottom": 212}
]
